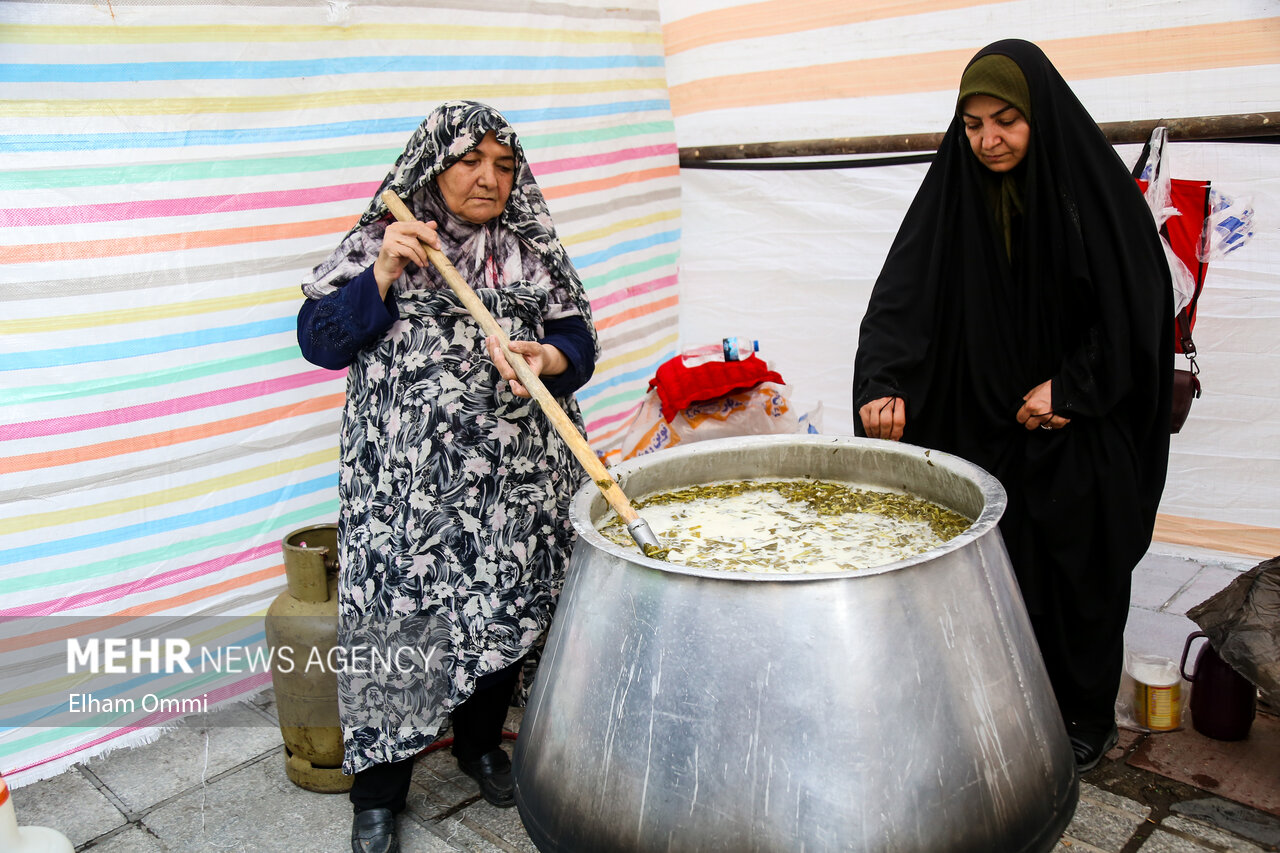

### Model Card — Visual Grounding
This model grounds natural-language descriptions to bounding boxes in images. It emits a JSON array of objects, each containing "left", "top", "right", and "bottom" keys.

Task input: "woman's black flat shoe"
[
  {"left": 1070, "top": 724, "right": 1119, "bottom": 773},
  {"left": 352, "top": 807, "right": 399, "bottom": 853},
  {"left": 457, "top": 748, "right": 516, "bottom": 807}
]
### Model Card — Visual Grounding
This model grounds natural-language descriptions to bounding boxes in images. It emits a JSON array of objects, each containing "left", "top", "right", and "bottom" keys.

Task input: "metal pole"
[{"left": 678, "top": 111, "right": 1280, "bottom": 165}]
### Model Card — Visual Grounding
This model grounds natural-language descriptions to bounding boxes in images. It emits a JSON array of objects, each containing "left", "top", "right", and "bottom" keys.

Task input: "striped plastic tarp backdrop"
[
  {"left": 659, "top": 0, "right": 1280, "bottom": 551},
  {"left": 660, "top": 0, "right": 1280, "bottom": 144},
  {"left": 0, "top": 0, "right": 678, "bottom": 782}
]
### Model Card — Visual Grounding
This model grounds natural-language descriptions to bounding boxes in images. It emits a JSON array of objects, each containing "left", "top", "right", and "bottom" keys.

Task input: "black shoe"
[
  {"left": 352, "top": 807, "right": 399, "bottom": 853},
  {"left": 1069, "top": 724, "right": 1119, "bottom": 773},
  {"left": 457, "top": 748, "right": 516, "bottom": 808}
]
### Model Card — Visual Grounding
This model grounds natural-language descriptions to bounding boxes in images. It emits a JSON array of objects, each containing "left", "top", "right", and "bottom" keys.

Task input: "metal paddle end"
[{"left": 626, "top": 518, "right": 669, "bottom": 561}]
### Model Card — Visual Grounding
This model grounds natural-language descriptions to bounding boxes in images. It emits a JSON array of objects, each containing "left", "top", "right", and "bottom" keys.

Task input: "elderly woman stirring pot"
[
  {"left": 854, "top": 41, "right": 1173, "bottom": 773},
  {"left": 297, "top": 101, "right": 597, "bottom": 853}
]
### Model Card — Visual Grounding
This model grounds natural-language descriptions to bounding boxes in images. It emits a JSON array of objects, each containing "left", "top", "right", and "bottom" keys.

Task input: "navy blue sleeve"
[
  {"left": 539, "top": 315, "right": 596, "bottom": 397},
  {"left": 296, "top": 267, "right": 398, "bottom": 370}
]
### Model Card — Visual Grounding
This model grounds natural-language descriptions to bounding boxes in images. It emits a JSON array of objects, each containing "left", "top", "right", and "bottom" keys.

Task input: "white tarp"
[{"left": 662, "top": 0, "right": 1280, "bottom": 547}]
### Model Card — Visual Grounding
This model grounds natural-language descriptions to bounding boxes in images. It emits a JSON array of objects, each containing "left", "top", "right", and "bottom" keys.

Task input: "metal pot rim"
[{"left": 571, "top": 434, "right": 1007, "bottom": 582}]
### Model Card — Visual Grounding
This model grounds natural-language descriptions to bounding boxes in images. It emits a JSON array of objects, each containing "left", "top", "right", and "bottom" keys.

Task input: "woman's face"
[
  {"left": 961, "top": 94, "right": 1030, "bottom": 173},
  {"left": 436, "top": 131, "right": 516, "bottom": 223}
]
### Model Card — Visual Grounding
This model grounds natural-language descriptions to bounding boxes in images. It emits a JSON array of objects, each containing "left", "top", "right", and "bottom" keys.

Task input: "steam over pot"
[{"left": 514, "top": 435, "right": 1078, "bottom": 852}]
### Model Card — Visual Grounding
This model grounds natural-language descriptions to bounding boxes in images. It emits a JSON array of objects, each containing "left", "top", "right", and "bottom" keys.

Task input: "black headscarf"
[{"left": 852, "top": 41, "right": 1172, "bottom": 721}]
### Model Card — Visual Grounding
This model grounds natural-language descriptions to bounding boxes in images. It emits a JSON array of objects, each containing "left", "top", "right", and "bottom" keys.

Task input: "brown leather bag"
[
  {"left": 1171, "top": 368, "right": 1200, "bottom": 434},
  {"left": 1170, "top": 306, "right": 1201, "bottom": 434}
]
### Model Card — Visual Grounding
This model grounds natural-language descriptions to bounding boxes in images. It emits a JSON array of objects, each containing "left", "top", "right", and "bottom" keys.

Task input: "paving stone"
[
  {"left": 406, "top": 763, "right": 520, "bottom": 851},
  {"left": 398, "top": 812, "right": 476, "bottom": 853},
  {"left": 84, "top": 824, "right": 167, "bottom": 852},
  {"left": 7, "top": 764, "right": 126, "bottom": 847},
  {"left": 1159, "top": 815, "right": 1268, "bottom": 852},
  {"left": 1132, "top": 553, "right": 1206, "bottom": 611},
  {"left": 456, "top": 799, "right": 538, "bottom": 853},
  {"left": 417, "top": 811, "right": 509, "bottom": 853},
  {"left": 1081, "top": 781, "right": 1154, "bottom": 816},
  {"left": 400, "top": 796, "right": 509, "bottom": 853},
  {"left": 247, "top": 685, "right": 279, "bottom": 725},
  {"left": 1171, "top": 799, "right": 1280, "bottom": 849},
  {"left": 1060, "top": 782, "right": 1152, "bottom": 851},
  {"left": 138, "top": 751, "right": 459, "bottom": 852},
  {"left": 1169, "top": 565, "right": 1249, "bottom": 617},
  {"left": 1140, "top": 814, "right": 1269, "bottom": 852},
  {"left": 406, "top": 739, "right": 531, "bottom": 851},
  {"left": 1143, "top": 546, "right": 1257, "bottom": 574},
  {"left": 409, "top": 745, "right": 483, "bottom": 814},
  {"left": 84, "top": 703, "right": 283, "bottom": 813},
  {"left": 1055, "top": 837, "right": 1110, "bottom": 851},
  {"left": 1124, "top": 606, "right": 1202, "bottom": 664},
  {"left": 1138, "top": 828, "right": 1228, "bottom": 851}
]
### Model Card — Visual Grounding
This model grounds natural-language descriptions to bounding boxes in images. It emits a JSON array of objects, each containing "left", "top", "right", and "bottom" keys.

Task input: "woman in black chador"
[{"left": 853, "top": 39, "right": 1172, "bottom": 771}]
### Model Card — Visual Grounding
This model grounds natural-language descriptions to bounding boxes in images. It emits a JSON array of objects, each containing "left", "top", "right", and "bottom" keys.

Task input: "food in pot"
[{"left": 596, "top": 478, "right": 972, "bottom": 573}]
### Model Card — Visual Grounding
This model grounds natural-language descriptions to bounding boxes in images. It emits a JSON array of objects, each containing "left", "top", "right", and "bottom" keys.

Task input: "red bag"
[{"left": 1132, "top": 130, "right": 1209, "bottom": 433}]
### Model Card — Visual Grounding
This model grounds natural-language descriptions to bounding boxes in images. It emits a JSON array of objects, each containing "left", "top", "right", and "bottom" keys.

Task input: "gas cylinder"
[
  {"left": 265, "top": 523, "right": 352, "bottom": 792},
  {"left": 1180, "top": 631, "right": 1257, "bottom": 741},
  {"left": 0, "top": 773, "right": 75, "bottom": 853}
]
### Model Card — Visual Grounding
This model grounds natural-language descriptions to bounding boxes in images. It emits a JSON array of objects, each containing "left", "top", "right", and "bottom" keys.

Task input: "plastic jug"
[
  {"left": 1180, "top": 631, "right": 1256, "bottom": 741},
  {"left": 0, "top": 773, "right": 75, "bottom": 853}
]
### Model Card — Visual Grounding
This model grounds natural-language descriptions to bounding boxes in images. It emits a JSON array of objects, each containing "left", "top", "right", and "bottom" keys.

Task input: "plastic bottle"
[
  {"left": 680, "top": 336, "right": 760, "bottom": 367},
  {"left": 0, "top": 773, "right": 75, "bottom": 853}
]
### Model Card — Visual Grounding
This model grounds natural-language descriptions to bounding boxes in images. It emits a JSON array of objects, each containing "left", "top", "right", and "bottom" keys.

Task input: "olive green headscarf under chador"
[
  {"left": 957, "top": 53, "right": 1032, "bottom": 258},
  {"left": 855, "top": 39, "right": 1173, "bottom": 738}
]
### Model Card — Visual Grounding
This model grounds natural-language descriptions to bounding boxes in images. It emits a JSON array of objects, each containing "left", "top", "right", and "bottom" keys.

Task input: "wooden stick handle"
[{"left": 380, "top": 190, "right": 640, "bottom": 524}]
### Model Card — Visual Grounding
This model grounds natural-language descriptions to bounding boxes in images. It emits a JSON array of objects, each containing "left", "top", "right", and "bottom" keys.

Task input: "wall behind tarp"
[
  {"left": 0, "top": 0, "right": 678, "bottom": 783},
  {"left": 659, "top": 0, "right": 1280, "bottom": 554}
]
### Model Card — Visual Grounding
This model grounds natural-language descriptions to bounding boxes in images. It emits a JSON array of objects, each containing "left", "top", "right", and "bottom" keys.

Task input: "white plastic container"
[{"left": 0, "top": 774, "right": 75, "bottom": 853}]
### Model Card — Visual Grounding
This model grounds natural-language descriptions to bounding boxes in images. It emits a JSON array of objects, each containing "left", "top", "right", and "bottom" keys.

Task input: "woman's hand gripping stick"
[{"left": 380, "top": 190, "right": 667, "bottom": 559}]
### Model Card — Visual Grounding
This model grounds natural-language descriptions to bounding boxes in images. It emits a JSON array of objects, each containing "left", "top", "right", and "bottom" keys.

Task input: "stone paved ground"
[
  {"left": 1063, "top": 722, "right": 1280, "bottom": 853},
  {"left": 8, "top": 545, "right": 1278, "bottom": 852},
  {"left": 10, "top": 700, "right": 1278, "bottom": 852}
]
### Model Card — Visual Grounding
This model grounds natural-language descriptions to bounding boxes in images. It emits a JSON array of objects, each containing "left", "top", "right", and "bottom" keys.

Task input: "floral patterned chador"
[{"left": 298, "top": 101, "right": 597, "bottom": 775}]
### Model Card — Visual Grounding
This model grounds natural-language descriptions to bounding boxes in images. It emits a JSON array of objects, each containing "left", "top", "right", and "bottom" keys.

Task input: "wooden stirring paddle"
[{"left": 380, "top": 190, "right": 667, "bottom": 559}]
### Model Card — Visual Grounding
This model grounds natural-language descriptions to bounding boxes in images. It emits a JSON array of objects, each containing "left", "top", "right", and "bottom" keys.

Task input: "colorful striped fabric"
[
  {"left": 661, "top": 1, "right": 1280, "bottom": 143},
  {"left": 0, "top": 0, "right": 678, "bottom": 782}
]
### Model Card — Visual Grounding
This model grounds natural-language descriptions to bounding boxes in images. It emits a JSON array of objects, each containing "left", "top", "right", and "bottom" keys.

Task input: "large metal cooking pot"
[{"left": 514, "top": 435, "right": 1077, "bottom": 853}]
